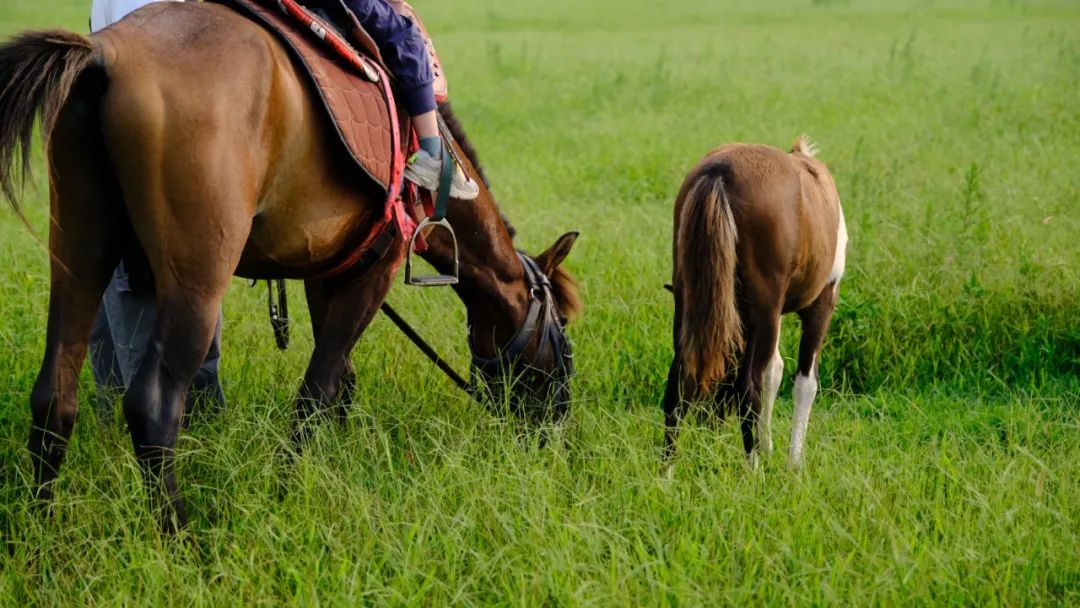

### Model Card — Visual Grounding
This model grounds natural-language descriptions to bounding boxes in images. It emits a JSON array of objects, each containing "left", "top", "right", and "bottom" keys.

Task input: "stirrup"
[{"left": 404, "top": 216, "right": 459, "bottom": 286}]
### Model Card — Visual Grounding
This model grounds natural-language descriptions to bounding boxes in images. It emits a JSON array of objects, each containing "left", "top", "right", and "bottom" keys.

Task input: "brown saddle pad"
[{"left": 212, "top": 0, "right": 399, "bottom": 191}]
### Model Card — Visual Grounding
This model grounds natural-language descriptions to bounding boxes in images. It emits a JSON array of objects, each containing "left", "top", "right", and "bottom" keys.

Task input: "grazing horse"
[
  {"left": 663, "top": 136, "right": 847, "bottom": 468},
  {"left": 0, "top": 2, "right": 580, "bottom": 530}
]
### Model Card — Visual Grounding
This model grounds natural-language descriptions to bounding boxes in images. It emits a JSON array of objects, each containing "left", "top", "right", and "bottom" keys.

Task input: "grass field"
[{"left": 2, "top": 0, "right": 1079, "bottom": 604}]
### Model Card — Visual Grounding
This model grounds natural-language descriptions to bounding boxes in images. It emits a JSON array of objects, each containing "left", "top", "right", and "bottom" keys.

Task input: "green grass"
[{"left": 2, "top": 0, "right": 1079, "bottom": 604}]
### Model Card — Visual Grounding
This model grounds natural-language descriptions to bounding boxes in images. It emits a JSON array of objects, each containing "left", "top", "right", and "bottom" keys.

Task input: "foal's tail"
[
  {"left": 0, "top": 30, "right": 100, "bottom": 222},
  {"left": 674, "top": 162, "right": 743, "bottom": 390}
]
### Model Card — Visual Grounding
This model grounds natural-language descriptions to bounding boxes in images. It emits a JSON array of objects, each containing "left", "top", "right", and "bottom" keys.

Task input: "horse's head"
[
  {"left": 420, "top": 104, "right": 582, "bottom": 422},
  {"left": 468, "top": 232, "right": 581, "bottom": 421}
]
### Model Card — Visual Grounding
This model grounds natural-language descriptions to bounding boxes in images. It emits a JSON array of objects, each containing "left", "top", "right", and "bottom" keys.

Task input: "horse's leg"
[
  {"left": 31, "top": 261, "right": 118, "bottom": 502},
  {"left": 789, "top": 282, "right": 839, "bottom": 469},
  {"left": 662, "top": 293, "right": 697, "bottom": 463},
  {"left": 122, "top": 291, "right": 224, "bottom": 531},
  {"left": 758, "top": 329, "right": 784, "bottom": 454},
  {"left": 107, "top": 150, "right": 251, "bottom": 532},
  {"left": 290, "top": 256, "right": 400, "bottom": 451},
  {"left": 733, "top": 309, "right": 781, "bottom": 466},
  {"left": 303, "top": 279, "right": 361, "bottom": 423},
  {"left": 30, "top": 99, "right": 124, "bottom": 502}
]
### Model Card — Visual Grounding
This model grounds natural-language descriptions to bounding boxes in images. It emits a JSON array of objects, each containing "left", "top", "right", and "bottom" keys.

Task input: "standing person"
[
  {"left": 91, "top": 0, "right": 182, "bottom": 31},
  {"left": 88, "top": 0, "right": 226, "bottom": 423}
]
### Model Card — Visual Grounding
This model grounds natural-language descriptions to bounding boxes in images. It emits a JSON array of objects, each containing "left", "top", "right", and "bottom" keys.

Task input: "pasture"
[{"left": 1, "top": 0, "right": 1078, "bottom": 603}]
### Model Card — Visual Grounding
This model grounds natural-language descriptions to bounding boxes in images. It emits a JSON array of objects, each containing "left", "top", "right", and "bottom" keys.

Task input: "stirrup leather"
[{"left": 404, "top": 138, "right": 458, "bottom": 286}]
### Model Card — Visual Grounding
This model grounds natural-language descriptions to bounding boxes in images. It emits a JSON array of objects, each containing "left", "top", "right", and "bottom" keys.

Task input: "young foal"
[{"left": 663, "top": 136, "right": 847, "bottom": 468}]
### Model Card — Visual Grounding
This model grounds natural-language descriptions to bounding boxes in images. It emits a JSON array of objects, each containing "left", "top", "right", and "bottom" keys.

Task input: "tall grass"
[{"left": 1, "top": 0, "right": 1078, "bottom": 604}]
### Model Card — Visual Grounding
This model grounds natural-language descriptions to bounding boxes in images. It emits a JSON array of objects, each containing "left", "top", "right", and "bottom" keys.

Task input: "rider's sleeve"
[{"left": 344, "top": 0, "right": 435, "bottom": 116}]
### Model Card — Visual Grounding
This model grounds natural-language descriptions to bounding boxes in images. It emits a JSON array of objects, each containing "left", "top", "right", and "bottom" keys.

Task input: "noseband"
[{"left": 469, "top": 252, "right": 574, "bottom": 395}]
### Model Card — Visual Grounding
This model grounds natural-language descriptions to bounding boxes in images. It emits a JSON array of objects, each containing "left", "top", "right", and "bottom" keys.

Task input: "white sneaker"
[{"left": 404, "top": 149, "right": 480, "bottom": 200}]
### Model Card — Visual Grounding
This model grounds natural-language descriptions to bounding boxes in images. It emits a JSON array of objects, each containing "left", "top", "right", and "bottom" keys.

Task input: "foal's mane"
[{"left": 791, "top": 134, "right": 819, "bottom": 158}]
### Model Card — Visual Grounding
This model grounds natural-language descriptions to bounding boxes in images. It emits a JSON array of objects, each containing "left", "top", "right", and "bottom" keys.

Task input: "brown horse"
[
  {"left": 663, "top": 136, "right": 847, "bottom": 469},
  {"left": 0, "top": 2, "right": 580, "bottom": 529}
]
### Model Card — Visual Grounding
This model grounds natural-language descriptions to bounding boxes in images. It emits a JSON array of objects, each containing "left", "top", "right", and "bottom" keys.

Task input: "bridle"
[
  {"left": 380, "top": 251, "right": 573, "bottom": 404},
  {"left": 468, "top": 252, "right": 574, "bottom": 404}
]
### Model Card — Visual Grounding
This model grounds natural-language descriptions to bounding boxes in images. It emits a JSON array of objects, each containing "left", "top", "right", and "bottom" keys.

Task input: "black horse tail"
[{"left": 0, "top": 29, "right": 102, "bottom": 223}]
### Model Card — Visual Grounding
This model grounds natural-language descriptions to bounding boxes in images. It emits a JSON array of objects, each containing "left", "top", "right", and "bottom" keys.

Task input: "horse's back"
[{"left": 88, "top": 2, "right": 380, "bottom": 275}]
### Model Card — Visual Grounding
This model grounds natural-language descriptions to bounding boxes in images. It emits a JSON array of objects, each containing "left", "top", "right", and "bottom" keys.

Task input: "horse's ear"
[{"left": 535, "top": 231, "right": 579, "bottom": 275}]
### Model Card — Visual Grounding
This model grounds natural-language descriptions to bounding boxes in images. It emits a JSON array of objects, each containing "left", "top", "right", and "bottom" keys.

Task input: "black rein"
[{"left": 261, "top": 252, "right": 567, "bottom": 401}]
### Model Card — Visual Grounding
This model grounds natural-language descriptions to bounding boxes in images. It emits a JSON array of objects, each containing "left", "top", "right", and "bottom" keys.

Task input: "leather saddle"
[{"left": 211, "top": 0, "right": 402, "bottom": 191}]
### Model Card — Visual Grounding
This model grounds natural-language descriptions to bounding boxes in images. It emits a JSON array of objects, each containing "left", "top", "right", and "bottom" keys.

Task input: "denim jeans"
[{"left": 89, "top": 263, "right": 225, "bottom": 422}]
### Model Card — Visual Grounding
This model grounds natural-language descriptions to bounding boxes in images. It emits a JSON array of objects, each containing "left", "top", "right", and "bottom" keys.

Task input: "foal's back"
[{"left": 701, "top": 140, "right": 843, "bottom": 312}]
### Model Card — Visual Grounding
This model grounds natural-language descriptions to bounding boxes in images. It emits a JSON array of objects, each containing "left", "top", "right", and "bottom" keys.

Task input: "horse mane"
[
  {"left": 438, "top": 102, "right": 489, "bottom": 188},
  {"left": 791, "top": 134, "right": 819, "bottom": 158},
  {"left": 438, "top": 102, "right": 517, "bottom": 238}
]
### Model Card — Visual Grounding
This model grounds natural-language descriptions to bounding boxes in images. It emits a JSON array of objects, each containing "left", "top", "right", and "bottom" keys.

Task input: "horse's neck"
[{"left": 419, "top": 188, "right": 528, "bottom": 358}]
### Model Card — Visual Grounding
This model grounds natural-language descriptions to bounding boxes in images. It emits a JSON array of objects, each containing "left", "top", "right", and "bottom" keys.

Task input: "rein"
[
  {"left": 382, "top": 251, "right": 570, "bottom": 399},
  {"left": 379, "top": 302, "right": 474, "bottom": 396}
]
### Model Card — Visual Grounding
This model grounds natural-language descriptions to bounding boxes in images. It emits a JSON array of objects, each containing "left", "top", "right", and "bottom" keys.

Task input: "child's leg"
[{"left": 344, "top": 0, "right": 435, "bottom": 117}]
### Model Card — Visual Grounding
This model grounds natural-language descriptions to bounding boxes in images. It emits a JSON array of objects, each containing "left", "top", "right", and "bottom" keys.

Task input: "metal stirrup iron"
[{"left": 405, "top": 140, "right": 459, "bottom": 286}]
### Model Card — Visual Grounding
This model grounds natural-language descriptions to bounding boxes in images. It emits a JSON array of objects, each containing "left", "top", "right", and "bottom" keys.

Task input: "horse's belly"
[
  {"left": 234, "top": 203, "right": 369, "bottom": 278},
  {"left": 784, "top": 214, "right": 845, "bottom": 312}
]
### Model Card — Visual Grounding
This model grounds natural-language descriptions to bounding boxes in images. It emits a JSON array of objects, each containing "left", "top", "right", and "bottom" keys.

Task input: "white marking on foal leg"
[
  {"left": 828, "top": 204, "right": 848, "bottom": 284},
  {"left": 747, "top": 449, "right": 760, "bottom": 470},
  {"left": 789, "top": 365, "right": 818, "bottom": 469},
  {"left": 758, "top": 339, "right": 783, "bottom": 454}
]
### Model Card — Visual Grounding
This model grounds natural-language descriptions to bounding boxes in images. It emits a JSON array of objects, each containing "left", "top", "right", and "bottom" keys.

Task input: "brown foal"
[
  {"left": 663, "top": 136, "right": 848, "bottom": 469},
  {"left": 0, "top": 3, "right": 579, "bottom": 530}
]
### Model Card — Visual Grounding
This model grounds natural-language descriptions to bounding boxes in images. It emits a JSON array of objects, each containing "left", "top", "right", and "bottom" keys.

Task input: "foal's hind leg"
[
  {"left": 731, "top": 309, "right": 781, "bottom": 466},
  {"left": 662, "top": 293, "right": 698, "bottom": 462},
  {"left": 661, "top": 358, "right": 697, "bottom": 461},
  {"left": 789, "top": 282, "right": 839, "bottom": 468},
  {"left": 30, "top": 100, "right": 124, "bottom": 501},
  {"left": 758, "top": 332, "right": 784, "bottom": 454}
]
